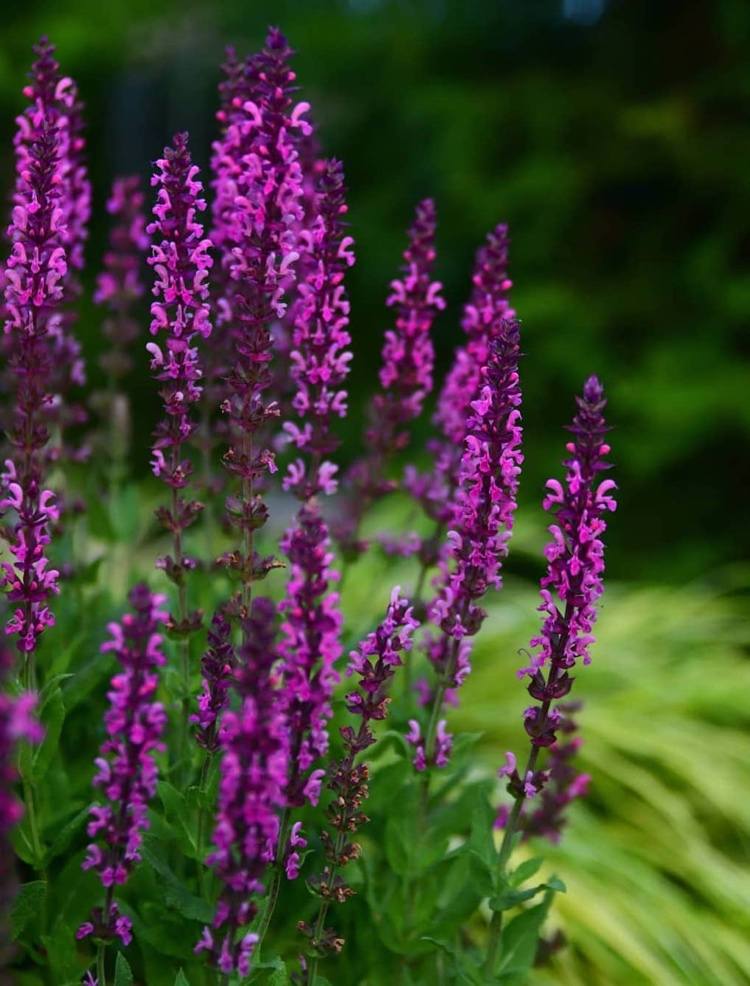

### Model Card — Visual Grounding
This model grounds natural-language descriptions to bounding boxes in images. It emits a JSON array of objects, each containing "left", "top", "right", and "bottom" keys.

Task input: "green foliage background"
[{"left": 1, "top": 1, "right": 748, "bottom": 985}]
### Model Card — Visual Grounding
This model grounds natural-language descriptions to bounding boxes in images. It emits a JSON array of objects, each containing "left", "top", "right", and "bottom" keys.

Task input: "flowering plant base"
[{"left": 0, "top": 28, "right": 615, "bottom": 986}]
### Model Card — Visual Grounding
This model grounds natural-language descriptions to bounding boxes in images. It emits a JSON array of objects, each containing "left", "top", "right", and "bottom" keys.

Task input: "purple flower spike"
[
  {"left": 336, "top": 200, "right": 443, "bottom": 556},
  {"left": 147, "top": 132, "right": 212, "bottom": 633},
  {"left": 521, "top": 375, "right": 616, "bottom": 682},
  {"left": 192, "top": 609, "right": 235, "bottom": 753},
  {"left": 95, "top": 175, "right": 148, "bottom": 383},
  {"left": 147, "top": 132, "right": 212, "bottom": 492},
  {"left": 496, "top": 379, "right": 615, "bottom": 837},
  {"left": 435, "top": 223, "right": 514, "bottom": 445},
  {"left": 283, "top": 159, "right": 354, "bottom": 500},
  {"left": 213, "top": 28, "right": 308, "bottom": 597},
  {"left": 199, "top": 598, "right": 287, "bottom": 977},
  {"left": 279, "top": 506, "right": 342, "bottom": 807},
  {"left": 77, "top": 585, "right": 168, "bottom": 947},
  {"left": 302, "top": 589, "right": 418, "bottom": 955},
  {"left": 1, "top": 74, "right": 67, "bottom": 657},
  {"left": 415, "top": 321, "right": 523, "bottom": 769},
  {"left": 371, "top": 198, "right": 444, "bottom": 451}
]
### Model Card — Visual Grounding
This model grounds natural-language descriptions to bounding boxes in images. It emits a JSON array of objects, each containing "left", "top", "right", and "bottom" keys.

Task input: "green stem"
[
  {"left": 196, "top": 750, "right": 214, "bottom": 896},
  {"left": 21, "top": 771, "right": 46, "bottom": 878},
  {"left": 255, "top": 809, "right": 291, "bottom": 952},
  {"left": 96, "top": 942, "right": 107, "bottom": 986},
  {"left": 306, "top": 830, "right": 347, "bottom": 986}
]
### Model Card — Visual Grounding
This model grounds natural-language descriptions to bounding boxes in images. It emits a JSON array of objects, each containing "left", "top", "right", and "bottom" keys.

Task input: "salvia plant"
[{"left": 0, "top": 28, "right": 617, "bottom": 986}]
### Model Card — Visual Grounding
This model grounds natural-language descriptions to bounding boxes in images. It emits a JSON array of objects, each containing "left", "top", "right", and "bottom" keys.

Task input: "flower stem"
[
  {"left": 254, "top": 809, "right": 291, "bottom": 952},
  {"left": 96, "top": 942, "right": 107, "bottom": 986}
]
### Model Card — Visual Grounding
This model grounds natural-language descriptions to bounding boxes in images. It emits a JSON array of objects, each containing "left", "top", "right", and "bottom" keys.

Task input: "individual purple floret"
[
  {"left": 77, "top": 585, "right": 168, "bottom": 948},
  {"left": 410, "top": 321, "right": 523, "bottom": 769},
  {"left": 283, "top": 158, "right": 354, "bottom": 500},
  {"left": 95, "top": 175, "right": 148, "bottom": 383},
  {"left": 496, "top": 377, "right": 615, "bottom": 837},
  {"left": 147, "top": 132, "right": 212, "bottom": 633},
  {"left": 278, "top": 506, "right": 342, "bottom": 807},
  {"left": 301, "top": 589, "right": 418, "bottom": 961},
  {"left": 192, "top": 609, "right": 235, "bottom": 753},
  {"left": 0, "top": 94, "right": 67, "bottom": 663},
  {"left": 198, "top": 598, "right": 287, "bottom": 977}
]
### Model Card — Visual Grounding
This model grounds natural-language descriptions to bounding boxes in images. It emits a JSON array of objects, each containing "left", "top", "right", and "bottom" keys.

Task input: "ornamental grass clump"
[{"left": 0, "top": 29, "right": 617, "bottom": 986}]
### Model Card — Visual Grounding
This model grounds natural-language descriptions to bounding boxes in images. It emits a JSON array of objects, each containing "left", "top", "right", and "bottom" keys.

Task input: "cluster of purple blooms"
[
  {"left": 76, "top": 585, "right": 168, "bottom": 947},
  {"left": 0, "top": 27, "right": 617, "bottom": 985}
]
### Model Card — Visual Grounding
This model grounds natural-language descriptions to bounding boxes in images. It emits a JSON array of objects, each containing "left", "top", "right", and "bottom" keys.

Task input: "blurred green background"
[{"left": 2, "top": 1, "right": 749, "bottom": 984}]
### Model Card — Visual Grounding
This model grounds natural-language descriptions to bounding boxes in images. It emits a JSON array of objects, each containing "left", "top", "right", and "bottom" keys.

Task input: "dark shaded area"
[{"left": 0, "top": 0, "right": 747, "bottom": 581}]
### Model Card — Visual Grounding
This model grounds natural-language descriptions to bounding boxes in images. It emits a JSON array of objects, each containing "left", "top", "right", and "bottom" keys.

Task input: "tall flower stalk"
[
  {"left": 408, "top": 321, "right": 523, "bottom": 769},
  {"left": 253, "top": 159, "right": 355, "bottom": 951},
  {"left": 302, "top": 589, "right": 418, "bottom": 982},
  {"left": 93, "top": 175, "right": 148, "bottom": 491},
  {"left": 406, "top": 223, "right": 514, "bottom": 604},
  {"left": 76, "top": 586, "right": 168, "bottom": 976},
  {"left": 213, "top": 27, "right": 307, "bottom": 627},
  {"left": 485, "top": 376, "right": 616, "bottom": 974},
  {"left": 146, "top": 132, "right": 212, "bottom": 773},
  {"left": 337, "top": 198, "right": 444, "bottom": 559},
  {"left": 0, "top": 94, "right": 67, "bottom": 682},
  {"left": 197, "top": 598, "right": 287, "bottom": 978}
]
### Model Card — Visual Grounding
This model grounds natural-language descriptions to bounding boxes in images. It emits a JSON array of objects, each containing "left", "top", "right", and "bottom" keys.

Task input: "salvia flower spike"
[
  {"left": 0, "top": 58, "right": 68, "bottom": 668},
  {"left": 147, "top": 132, "right": 212, "bottom": 638},
  {"left": 498, "top": 376, "right": 616, "bottom": 840},
  {"left": 409, "top": 320, "right": 523, "bottom": 769},
  {"left": 338, "top": 198, "right": 444, "bottom": 556},
  {"left": 198, "top": 598, "right": 288, "bottom": 976},
  {"left": 302, "top": 588, "right": 419, "bottom": 969},
  {"left": 76, "top": 585, "right": 168, "bottom": 949},
  {"left": 214, "top": 28, "right": 308, "bottom": 613}
]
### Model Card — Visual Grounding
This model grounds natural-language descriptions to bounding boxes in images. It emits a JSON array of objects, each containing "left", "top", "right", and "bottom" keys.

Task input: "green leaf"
[
  {"left": 157, "top": 781, "right": 198, "bottom": 857},
  {"left": 466, "top": 785, "right": 498, "bottom": 884},
  {"left": 174, "top": 971, "right": 190, "bottom": 986},
  {"left": 44, "top": 806, "right": 89, "bottom": 866},
  {"left": 10, "top": 881, "right": 46, "bottom": 939},
  {"left": 509, "top": 857, "right": 544, "bottom": 887},
  {"left": 490, "top": 876, "right": 565, "bottom": 912},
  {"left": 114, "top": 952, "right": 134, "bottom": 986},
  {"left": 32, "top": 685, "right": 65, "bottom": 782},
  {"left": 268, "top": 961, "right": 292, "bottom": 986},
  {"left": 141, "top": 837, "right": 212, "bottom": 922},
  {"left": 496, "top": 894, "right": 554, "bottom": 982}
]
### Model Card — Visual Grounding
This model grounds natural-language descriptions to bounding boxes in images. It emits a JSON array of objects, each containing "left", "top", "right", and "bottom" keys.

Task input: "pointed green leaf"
[
  {"left": 10, "top": 881, "right": 46, "bottom": 939},
  {"left": 174, "top": 971, "right": 190, "bottom": 986},
  {"left": 114, "top": 952, "right": 134, "bottom": 986}
]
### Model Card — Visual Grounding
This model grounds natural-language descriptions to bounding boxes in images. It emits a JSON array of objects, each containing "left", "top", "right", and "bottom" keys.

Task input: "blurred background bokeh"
[{"left": 2, "top": 1, "right": 749, "bottom": 984}]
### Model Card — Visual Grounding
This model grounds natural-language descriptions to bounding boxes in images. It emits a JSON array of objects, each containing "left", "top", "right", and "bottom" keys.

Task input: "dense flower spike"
[
  {"left": 95, "top": 175, "right": 148, "bottom": 384},
  {"left": 302, "top": 590, "right": 418, "bottom": 962},
  {"left": 0, "top": 86, "right": 67, "bottom": 661},
  {"left": 412, "top": 321, "right": 523, "bottom": 769},
  {"left": 77, "top": 585, "right": 167, "bottom": 948},
  {"left": 496, "top": 378, "right": 615, "bottom": 841},
  {"left": 198, "top": 598, "right": 287, "bottom": 976},
  {"left": 192, "top": 609, "right": 235, "bottom": 753},
  {"left": 336, "top": 200, "right": 443, "bottom": 555},
  {"left": 404, "top": 223, "right": 514, "bottom": 570},
  {"left": 147, "top": 132, "right": 212, "bottom": 634},
  {"left": 278, "top": 507, "right": 342, "bottom": 807},
  {"left": 435, "top": 222, "right": 514, "bottom": 444},
  {"left": 214, "top": 28, "right": 308, "bottom": 605},
  {"left": 521, "top": 376, "right": 616, "bottom": 681},
  {"left": 20, "top": 39, "right": 90, "bottom": 464},
  {"left": 283, "top": 158, "right": 354, "bottom": 499}
]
